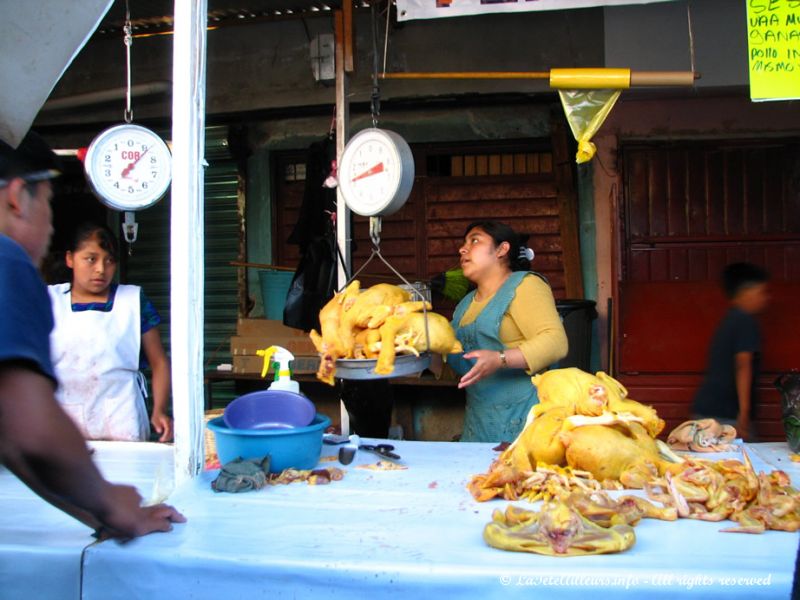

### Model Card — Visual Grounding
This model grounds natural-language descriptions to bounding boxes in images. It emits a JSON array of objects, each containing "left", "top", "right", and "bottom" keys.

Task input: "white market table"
[
  {"left": 75, "top": 440, "right": 799, "bottom": 600},
  {"left": 0, "top": 442, "right": 173, "bottom": 600}
]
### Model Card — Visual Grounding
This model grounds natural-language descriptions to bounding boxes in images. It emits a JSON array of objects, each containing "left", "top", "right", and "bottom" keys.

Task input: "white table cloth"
[
  {"left": 79, "top": 441, "right": 799, "bottom": 600},
  {"left": 0, "top": 442, "right": 173, "bottom": 600}
]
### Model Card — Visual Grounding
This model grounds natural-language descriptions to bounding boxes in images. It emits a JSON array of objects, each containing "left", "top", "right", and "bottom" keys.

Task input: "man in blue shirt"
[
  {"left": 0, "top": 131, "right": 184, "bottom": 539},
  {"left": 692, "top": 262, "right": 770, "bottom": 441}
]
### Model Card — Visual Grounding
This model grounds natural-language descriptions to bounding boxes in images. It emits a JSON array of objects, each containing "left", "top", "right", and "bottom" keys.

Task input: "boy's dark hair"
[
  {"left": 463, "top": 220, "right": 531, "bottom": 272},
  {"left": 0, "top": 131, "right": 61, "bottom": 185},
  {"left": 69, "top": 222, "right": 120, "bottom": 262},
  {"left": 721, "top": 262, "right": 769, "bottom": 299}
]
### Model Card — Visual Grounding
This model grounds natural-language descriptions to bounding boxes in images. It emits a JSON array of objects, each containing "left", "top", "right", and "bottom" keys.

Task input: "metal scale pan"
[{"left": 335, "top": 353, "right": 432, "bottom": 380}]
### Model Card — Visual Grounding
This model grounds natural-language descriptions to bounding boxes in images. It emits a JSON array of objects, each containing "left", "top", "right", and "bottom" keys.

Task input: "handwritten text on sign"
[{"left": 747, "top": 0, "right": 800, "bottom": 100}]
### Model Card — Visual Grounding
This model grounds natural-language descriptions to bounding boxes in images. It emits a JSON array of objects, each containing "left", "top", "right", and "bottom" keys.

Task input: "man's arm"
[
  {"left": 0, "top": 365, "right": 185, "bottom": 538},
  {"left": 734, "top": 351, "right": 753, "bottom": 440}
]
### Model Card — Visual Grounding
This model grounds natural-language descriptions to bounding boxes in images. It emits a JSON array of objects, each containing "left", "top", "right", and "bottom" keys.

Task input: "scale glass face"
[
  {"left": 84, "top": 123, "right": 172, "bottom": 211},
  {"left": 337, "top": 128, "right": 414, "bottom": 217}
]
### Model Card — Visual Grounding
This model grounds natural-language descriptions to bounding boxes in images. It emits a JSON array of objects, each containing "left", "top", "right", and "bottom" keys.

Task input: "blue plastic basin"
[
  {"left": 223, "top": 390, "right": 316, "bottom": 430},
  {"left": 207, "top": 413, "right": 331, "bottom": 473}
]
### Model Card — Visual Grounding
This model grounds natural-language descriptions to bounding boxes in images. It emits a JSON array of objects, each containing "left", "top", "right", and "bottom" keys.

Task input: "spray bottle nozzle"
[{"left": 255, "top": 346, "right": 300, "bottom": 394}]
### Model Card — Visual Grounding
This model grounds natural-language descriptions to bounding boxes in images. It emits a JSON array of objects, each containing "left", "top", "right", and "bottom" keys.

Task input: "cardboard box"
[
  {"left": 237, "top": 318, "right": 307, "bottom": 337},
  {"left": 232, "top": 354, "right": 320, "bottom": 375},
  {"left": 233, "top": 319, "right": 317, "bottom": 356},
  {"left": 230, "top": 336, "right": 317, "bottom": 357}
]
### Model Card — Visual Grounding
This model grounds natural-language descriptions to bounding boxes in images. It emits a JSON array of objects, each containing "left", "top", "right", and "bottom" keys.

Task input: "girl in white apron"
[{"left": 48, "top": 223, "right": 173, "bottom": 442}]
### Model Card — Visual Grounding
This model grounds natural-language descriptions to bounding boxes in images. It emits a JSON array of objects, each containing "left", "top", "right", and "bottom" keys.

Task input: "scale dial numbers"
[{"left": 84, "top": 123, "right": 172, "bottom": 211}]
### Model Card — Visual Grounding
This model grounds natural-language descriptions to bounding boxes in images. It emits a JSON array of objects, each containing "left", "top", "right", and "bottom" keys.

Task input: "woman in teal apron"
[{"left": 448, "top": 221, "right": 568, "bottom": 443}]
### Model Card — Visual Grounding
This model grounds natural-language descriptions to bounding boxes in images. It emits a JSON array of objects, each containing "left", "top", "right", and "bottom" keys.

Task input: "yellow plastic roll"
[{"left": 549, "top": 68, "right": 630, "bottom": 90}]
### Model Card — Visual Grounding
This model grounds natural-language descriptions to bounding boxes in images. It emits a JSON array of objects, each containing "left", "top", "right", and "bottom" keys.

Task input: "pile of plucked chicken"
[
  {"left": 309, "top": 281, "right": 462, "bottom": 385},
  {"left": 472, "top": 368, "right": 800, "bottom": 556}
]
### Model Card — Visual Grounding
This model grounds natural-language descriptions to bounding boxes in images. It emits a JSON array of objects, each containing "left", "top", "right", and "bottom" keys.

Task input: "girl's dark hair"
[
  {"left": 68, "top": 222, "right": 119, "bottom": 261},
  {"left": 463, "top": 220, "right": 531, "bottom": 271}
]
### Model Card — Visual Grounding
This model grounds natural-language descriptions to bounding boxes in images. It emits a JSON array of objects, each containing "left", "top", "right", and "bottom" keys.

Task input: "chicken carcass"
[
  {"left": 310, "top": 281, "right": 461, "bottom": 384},
  {"left": 484, "top": 501, "right": 636, "bottom": 556},
  {"left": 499, "top": 369, "right": 665, "bottom": 475},
  {"left": 339, "top": 283, "right": 411, "bottom": 355},
  {"left": 374, "top": 311, "right": 462, "bottom": 375},
  {"left": 309, "top": 281, "right": 361, "bottom": 385},
  {"left": 530, "top": 368, "right": 665, "bottom": 437},
  {"left": 559, "top": 422, "right": 683, "bottom": 488},
  {"left": 667, "top": 418, "right": 737, "bottom": 452}
]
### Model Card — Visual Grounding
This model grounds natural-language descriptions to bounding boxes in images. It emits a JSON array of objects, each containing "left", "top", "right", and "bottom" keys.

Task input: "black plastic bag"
[{"left": 283, "top": 233, "right": 337, "bottom": 332}]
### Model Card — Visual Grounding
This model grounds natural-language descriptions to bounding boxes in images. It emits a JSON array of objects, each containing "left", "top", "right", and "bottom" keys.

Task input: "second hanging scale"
[{"left": 334, "top": 127, "right": 434, "bottom": 380}]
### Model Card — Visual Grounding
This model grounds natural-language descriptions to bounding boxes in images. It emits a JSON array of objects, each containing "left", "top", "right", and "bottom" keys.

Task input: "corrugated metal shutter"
[{"left": 123, "top": 126, "right": 242, "bottom": 407}]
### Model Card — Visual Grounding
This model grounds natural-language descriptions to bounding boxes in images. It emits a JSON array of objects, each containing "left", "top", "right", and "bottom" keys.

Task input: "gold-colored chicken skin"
[
  {"left": 595, "top": 372, "right": 666, "bottom": 437},
  {"left": 310, "top": 281, "right": 461, "bottom": 384},
  {"left": 374, "top": 311, "right": 462, "bottom": 375},
  {"left": 339, "top": 283, "right": 411, "bottom": 355},
  {"left": 309, "top": 281, "right": 361, "bottom": 385},
  {"left": 353, "top": 328, "right": 381, "bottom": 359},
  {"left": 470, "top": 368, "right": 678, "bottom": 501},
  {"left": 530, "top": 368, "right": 665, "bottom": 437},
  {"left": 642, "top": 452, "right": 800, "bottom": 533},
  {"left": 531, "top": 368, "right": 612, "bottom": 418},
  {"left": 559, "top": 423, "right": 683, "bottom": 487},
  {"left": 484, "top": 501, "right": 636, "bottom": 556},
  {"left": 563, "top": 490, "right": 677, "bottom": 526},
  {"left": 470, "top": 368, "right": 799, "bottom": 535},
  {"left": 496, "top": 369, "right": 665, "bottom": 478}
]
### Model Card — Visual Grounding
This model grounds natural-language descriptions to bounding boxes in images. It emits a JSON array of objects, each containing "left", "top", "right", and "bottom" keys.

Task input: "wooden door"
[
  {"left": 617, "top": 140, "right": 800, "bottom": 439},
  {"left": 273, "top": 137, "right": 581, "bottom": 318}
]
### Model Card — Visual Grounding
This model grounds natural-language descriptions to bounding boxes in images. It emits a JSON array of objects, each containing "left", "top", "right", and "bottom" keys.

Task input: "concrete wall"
[
  {"left": 36, "top": 1, "right": 749, "bottom": 131},
  {"left": 37, "top": 8, "right": 605, "bottom": 129},
  {"left": 605, "top": 0, "right": 748, "bottom": 88}
]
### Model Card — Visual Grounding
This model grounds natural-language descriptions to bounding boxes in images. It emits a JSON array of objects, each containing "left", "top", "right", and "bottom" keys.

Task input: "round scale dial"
[
  {"left": 84, "top": 123, "right": 172, "bottom": 211},
  {"left": 337, "top": 128, "right": 414, "bottom": 217}
]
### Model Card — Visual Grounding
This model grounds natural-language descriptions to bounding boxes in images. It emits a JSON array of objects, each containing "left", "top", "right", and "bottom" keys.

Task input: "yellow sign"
[{"left": 747, "top": 0, "right": 800, "bottom": 101}]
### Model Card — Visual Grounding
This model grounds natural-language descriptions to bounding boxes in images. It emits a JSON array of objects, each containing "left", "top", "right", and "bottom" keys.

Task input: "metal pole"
[
  {"left": 380, "top": 69, "right": 698, "bottom": 87},
  {"left": 171, "top": 0, "right": 207, "bottom": 485},
  {"left": 335, "top": 10, "right": 351, "bottom": 289}
]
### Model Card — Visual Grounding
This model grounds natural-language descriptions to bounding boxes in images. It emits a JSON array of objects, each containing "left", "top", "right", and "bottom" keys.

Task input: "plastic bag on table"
[{"left": 775, "top": 372, "right": 800, "bottom": 452}]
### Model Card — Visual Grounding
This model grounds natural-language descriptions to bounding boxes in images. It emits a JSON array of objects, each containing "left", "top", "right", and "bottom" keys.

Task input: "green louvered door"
[{"left": 122, "top": 126, "right": 242, "bottom": 409}]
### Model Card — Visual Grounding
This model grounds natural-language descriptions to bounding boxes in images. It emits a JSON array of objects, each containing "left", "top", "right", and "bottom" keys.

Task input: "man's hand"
[
  {"left": 0, "top": 366, "right": 185, "bottom": 540},
  {"left": 98, "top": 484, "right": 186, "bottom": 541}
]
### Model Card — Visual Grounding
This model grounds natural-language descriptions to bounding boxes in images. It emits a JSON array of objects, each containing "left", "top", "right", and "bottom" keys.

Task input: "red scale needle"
[
  {"left": 121, "top": 145, "right": 151, "bottom": 179},
  {"left": 351, "top": 162, "right": 384, "bottom": 182}
]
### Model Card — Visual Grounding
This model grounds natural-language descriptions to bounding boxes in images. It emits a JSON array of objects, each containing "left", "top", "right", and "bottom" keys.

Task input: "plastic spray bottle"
[{"left": 256, "top": 345, "right": 301, "bottom": 394}]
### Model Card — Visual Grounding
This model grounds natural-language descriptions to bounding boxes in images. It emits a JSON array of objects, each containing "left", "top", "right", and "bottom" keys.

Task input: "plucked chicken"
[
  {"left": 309, "top": 281, "right": 461, "bottom": 384},
  {"left": 484, "top": 501, "right": 637, "bottom": 556},
  {"left": 498, "top": 368, "right": 667, "bottom": 478},
  {"left": 470, "top": 368, "right": 680, "bottom": 500},
  {"left": 374, "top": 311, "right": 462, "bottom": 375}
]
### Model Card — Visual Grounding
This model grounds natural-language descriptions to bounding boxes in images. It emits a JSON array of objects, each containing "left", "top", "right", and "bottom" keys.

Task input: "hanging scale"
[{"left": 82, "top": 1, "right": 172, "bottom": 255}]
